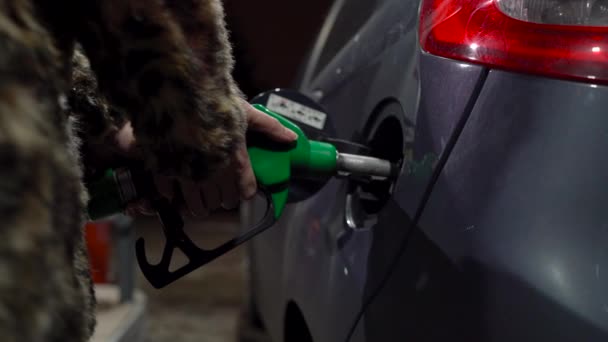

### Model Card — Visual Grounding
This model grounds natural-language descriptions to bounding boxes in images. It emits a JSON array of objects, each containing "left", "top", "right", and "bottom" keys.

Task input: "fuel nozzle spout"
[
  {"left": 336, "top": 153, "right": 398, "bottom": 181},
  {"left": 289, "top": 139, "right": 398, "bottom": 183}
]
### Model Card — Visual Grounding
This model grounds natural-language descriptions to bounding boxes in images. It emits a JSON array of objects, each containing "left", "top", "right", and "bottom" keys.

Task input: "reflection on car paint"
[{"left": 406, "top": 153, "right": 438, "bottom": 181}]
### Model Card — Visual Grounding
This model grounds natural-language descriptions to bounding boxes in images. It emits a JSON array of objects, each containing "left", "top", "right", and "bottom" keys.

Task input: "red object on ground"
[{"left": 85, "top": 221, "right": 112, "bottom": 284}]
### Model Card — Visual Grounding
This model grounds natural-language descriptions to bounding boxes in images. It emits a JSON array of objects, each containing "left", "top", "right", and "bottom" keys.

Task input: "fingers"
[
  {"left": 217, "top": 169, "right": 240, "bottom": 209},
  {"left": 154, "top": 175, "right": 174, "bottom": 200},
  {"left": 234, "top": 142, "right": 257, "bottom": 200},
  {"left": 182, "top": 180, "right": 209, "bottom": 217},
  {"left": 175, "top": 166, "right": 241, "bottom": 218},
  {"left": 113, "top": 121, "right": 144, "bottom": 159},
  {"left": 244, "top": 103, "right": 298, "bottom": 142},
  {"left": 125, "top": 199, "right": 155, "bottom": 217},
  {"left": 148, "top": 102, "right": 284, "bottom": 217},
  {"left": 200, "top": 182, "right": 221, "bottom": 211},
  {"left": 115, "top": 121, "right": 136, "bottom": 152}
]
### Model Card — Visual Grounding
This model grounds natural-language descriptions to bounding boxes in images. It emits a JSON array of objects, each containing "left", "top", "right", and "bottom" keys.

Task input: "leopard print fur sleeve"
[
  {"left": 74, "top": 0, "right": 247, "bottom": 181},
  {"left": 0, "top": 1, "right": 247, "bottom": 341}
]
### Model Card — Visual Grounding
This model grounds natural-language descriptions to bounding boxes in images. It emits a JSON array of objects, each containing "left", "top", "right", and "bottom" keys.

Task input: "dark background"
[{"left": 223, "top": 1, "right": 332, "bottom": 98}]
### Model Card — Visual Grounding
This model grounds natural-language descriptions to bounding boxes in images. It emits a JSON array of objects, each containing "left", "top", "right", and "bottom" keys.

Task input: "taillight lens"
[{"left": 420, "top": 0, "right": 608, "bottom": 84}]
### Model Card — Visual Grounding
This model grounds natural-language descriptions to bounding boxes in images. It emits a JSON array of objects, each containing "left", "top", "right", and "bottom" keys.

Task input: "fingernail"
[{"left": 285, "top": 129, "right": 298, "bottom": 141}]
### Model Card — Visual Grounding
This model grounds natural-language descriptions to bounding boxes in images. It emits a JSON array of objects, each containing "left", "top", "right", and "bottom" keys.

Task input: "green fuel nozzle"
[
  {"left": 86, "top": 104, "right": 395, "bottom": 289},
  {"left": 246, "top": 104, "right": 338, "bottom": 218}
]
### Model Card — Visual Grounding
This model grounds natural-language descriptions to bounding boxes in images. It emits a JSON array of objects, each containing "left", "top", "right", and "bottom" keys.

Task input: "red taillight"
[{"left": 420, "top": 0, "right": 608, "bottom": 84}]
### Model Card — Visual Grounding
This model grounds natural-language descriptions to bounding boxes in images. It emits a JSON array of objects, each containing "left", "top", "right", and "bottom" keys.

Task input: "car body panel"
[
  {"left": 247, "top": 0, "right": 490, "bottom": 341},
  {"left": 377, "top": 71, "right": 608, "bottom": 341}
]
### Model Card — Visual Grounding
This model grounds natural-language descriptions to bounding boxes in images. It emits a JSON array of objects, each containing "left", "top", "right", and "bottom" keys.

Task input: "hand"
[{"left": 149, "top": 100, "right": 297, "bottom": 217}]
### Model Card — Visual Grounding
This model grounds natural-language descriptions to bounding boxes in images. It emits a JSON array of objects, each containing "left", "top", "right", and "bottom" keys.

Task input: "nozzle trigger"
[{"left": 135, "top": 192, "right": 277, "bottom": 289}]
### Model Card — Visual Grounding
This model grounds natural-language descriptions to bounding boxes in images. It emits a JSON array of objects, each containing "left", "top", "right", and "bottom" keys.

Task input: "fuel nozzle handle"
[
  {"left": 246, "top": 104, "right": 338, "bottom": 218},
  {"left": 86, "top": 168, "right": 152, "bottom": 220},
  {"left": 85, "top": 104, "right": 398, "bottom": 288}
]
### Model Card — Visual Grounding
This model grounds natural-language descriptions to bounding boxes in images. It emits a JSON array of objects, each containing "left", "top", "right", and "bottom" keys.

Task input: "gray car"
[{"left": 241, "top": 0, "right": 608, "bottom": 341}]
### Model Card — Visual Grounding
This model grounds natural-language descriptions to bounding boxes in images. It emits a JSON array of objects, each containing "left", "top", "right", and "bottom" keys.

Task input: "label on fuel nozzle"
[{"left": 266, "top": 94, "right": 327, "bottom": 130}]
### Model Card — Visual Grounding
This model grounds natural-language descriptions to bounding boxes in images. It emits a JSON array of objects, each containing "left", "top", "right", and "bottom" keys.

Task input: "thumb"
[{"left": 245, "top": 104, "right": 298, "bottom": 142}]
